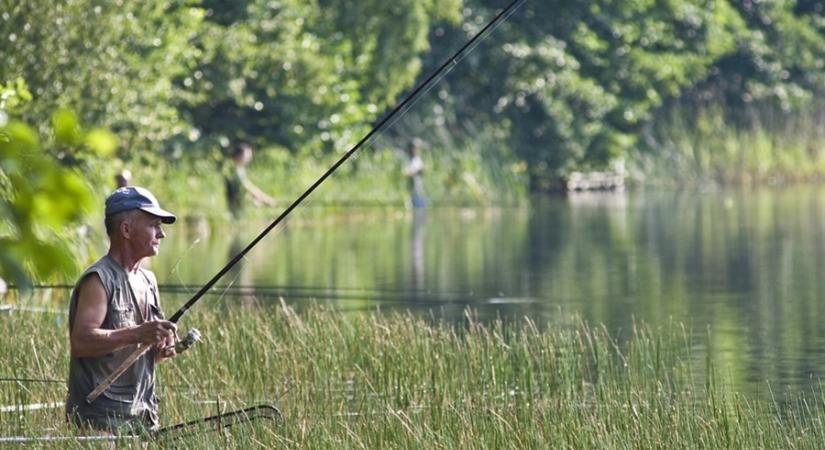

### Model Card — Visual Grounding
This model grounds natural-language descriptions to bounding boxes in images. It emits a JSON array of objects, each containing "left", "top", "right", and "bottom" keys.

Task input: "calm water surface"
[{"left": 17, "top": 186, "right": 824, "bottom": 399}]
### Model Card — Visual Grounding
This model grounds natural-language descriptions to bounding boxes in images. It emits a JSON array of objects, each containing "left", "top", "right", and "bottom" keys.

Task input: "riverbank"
[
  {"left": 119, "top": 113, "right": 825, "bottom": 221},
  {"left": 2, "top": 305, "right": 824, "bottom": 447},
  {"left": 118, "top": 142, "right": 528, "bottom": 221}
]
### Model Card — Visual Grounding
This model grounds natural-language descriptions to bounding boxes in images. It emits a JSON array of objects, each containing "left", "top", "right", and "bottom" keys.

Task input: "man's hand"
[
  {"left": 155, "top": 331, "right": 177, "bottom": 363},
  {"left": 133, "top": 319, "right": 177, "bottom": 345}
]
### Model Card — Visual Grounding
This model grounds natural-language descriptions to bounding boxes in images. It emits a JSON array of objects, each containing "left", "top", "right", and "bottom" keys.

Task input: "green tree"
[
  {"left": 176, "top": 0, "right": 461, "bottom": 157},
  {"left": 0, "top": 80, "right": 116, "bottom": 287},
  {"left": 408, "top": 0, "right": 823, "bottom": 189},
  {"left": 691, "top": 0, "right": 825, "bottom": 112},
  {"left": 411, "top": 0, "right": 747, "bottom": 189},
  {"left": 0, "top": 0, "right": 204, "bottom": 161}
]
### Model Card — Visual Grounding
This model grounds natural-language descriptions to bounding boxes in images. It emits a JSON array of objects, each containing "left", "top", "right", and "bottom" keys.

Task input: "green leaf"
[
  {"left": 52, "top": 109, "right": 82, "bottom": 146},
  {"left": 85, "top": 129, "right": 118, "bottom": 157}
]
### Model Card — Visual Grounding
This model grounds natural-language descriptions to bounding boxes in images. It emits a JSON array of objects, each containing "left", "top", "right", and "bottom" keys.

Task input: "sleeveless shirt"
[{"left": 65, "top": 255, "right": 164, "bottom": 432}]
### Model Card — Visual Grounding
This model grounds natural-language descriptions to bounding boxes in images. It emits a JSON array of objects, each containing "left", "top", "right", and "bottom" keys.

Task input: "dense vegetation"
[
  {"left": 411, "top": 0, "right": 824, "bottom": 188},
  {"left": 4, "top": 305, "right": 825, "bottom": 447},
  {"left": 1, "top": 0, "right": 824, "bottom": 280}
]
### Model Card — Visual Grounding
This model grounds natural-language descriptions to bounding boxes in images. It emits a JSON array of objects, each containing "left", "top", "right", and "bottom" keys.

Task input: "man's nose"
[{"left": 157, "top": 227, "right": 166, "bottom": 239}]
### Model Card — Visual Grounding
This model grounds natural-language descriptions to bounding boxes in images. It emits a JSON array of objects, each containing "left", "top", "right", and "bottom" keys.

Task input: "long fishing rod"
[
  {"left": 86, "top": 0, "right": 527, "bottom": 404},
  {"left": 0, "top": 404, "right": 282, "bottom": 444}
]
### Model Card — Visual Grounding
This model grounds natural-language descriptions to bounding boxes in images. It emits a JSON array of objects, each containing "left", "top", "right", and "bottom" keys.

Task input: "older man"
[{"left": 66, "top": 186, "right": 178, "bottom": 433}]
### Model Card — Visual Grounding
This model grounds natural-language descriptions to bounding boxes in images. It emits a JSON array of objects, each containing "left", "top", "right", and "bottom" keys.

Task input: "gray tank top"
[{"left": 65, "top": 255, "right": 164, "bottom": 431}]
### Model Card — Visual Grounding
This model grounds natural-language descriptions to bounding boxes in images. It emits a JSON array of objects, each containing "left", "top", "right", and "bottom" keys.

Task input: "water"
[{"left": 11, "top": 186, "right": 825, "bottom": 398}]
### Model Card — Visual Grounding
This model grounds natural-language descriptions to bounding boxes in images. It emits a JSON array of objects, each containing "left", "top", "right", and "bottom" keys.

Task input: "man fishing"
[
  {"left": 224, "top": 141, "right": 276, "bottom": 218},
  {"left": 66, "top": 186, "right": 178, "bottom": 433}
]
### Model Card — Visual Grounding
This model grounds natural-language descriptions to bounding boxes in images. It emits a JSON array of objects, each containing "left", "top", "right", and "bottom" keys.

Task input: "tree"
[
  {"left": 408, "top": 0, "right": 823, "bottom": 189},
  {"left": 0, "top": 80, "right": 116, "bottom": 287},
  {"left": 690, "top": 0, "right": 825, "bottom": 114},
  {"left": 0, "top": 0, "right": 204, "bottom": 161},
  {"left": 410, "top": 0, "right": 747, "bottom": 189},
  {"left": 175, "top": 0, "right": 461, "bottom": 158}
]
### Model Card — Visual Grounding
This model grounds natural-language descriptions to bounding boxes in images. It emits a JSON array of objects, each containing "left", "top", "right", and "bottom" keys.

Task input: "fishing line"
[
  {"left": 159, "top": 283, "right": 482, "bottom": 297},
  {"left": 166, "top": 236, "right": 204, "bottom": 293},
  {"left": 3, "top": 284, "right": 525, "bottom": 308},
  {"left": 0, "top": 376, "right": 63, "bottom": 384},
  {"left": 169, "top": 290, "right": 524, "bottom": 308}
]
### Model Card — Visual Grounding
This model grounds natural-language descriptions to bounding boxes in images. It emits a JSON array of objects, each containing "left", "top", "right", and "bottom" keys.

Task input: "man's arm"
[
  {"left": 238, "top": 169, "right": 276, "bottom": 207},
  {"left": 70, "top": 274, "right": 176, "bottom": 358},
  {"left": 403, "top": 157, "right": 424, "bottom": 177}
]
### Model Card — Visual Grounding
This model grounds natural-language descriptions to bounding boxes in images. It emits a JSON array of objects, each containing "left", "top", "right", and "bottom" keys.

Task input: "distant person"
[
  {"left": 403, "top": 139, "right": 427, "bottom": 208},
  {"left": 224, "top": 141, "right": 276, "bottom": 218},
  {"left": 114, "top": 169, "right": 131, "bottom": 188},
  {"left": 66, "top": 186, "right": 177, "bottom": 433}
]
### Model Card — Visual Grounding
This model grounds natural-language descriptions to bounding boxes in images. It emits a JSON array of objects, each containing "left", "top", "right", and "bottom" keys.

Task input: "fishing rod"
[
  {"left": 0, "top": 404, "right": 282, "bottom": 444},
  {"left": 86, "top": 0, "right": 527, "bottom": 404}
]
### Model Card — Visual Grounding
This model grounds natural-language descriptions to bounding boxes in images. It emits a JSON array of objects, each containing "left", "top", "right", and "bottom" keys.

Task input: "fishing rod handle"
[{"left": 85, "top": 344, "right": 151, "bottom": 404}]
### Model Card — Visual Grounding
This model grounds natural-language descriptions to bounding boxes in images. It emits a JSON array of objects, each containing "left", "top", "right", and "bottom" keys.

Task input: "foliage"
[
  {"left": 630, "top": 99, "right": 825, "bottom": 186},
  {"left": 694, "top": 0, "right": 825, "bottom": 111},
  {"left": 0, "top": 0, "right": 204, "bottom": 160},
  {"left": 410, "top": 0, "right": 824, "bottom": 189},
  {"left": 0, "top": 80, "right": 115, "bottom": 288},
  {"left": 0, "top": 0, "right": 823, "bottom": 212},
  {"left": 175, "top": 0, "right": 462, "bottom": 161}
]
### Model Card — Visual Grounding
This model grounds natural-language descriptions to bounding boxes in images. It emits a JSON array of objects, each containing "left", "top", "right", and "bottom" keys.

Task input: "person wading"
[
  {"left": 224, "top": 141, "right": 276, "bottom": 218},
  {"left": 403, "top": 138, "right": 427, "bottom": 208},
  {"left": 66, "top": 186, "right": 177, "bottom": 433}
]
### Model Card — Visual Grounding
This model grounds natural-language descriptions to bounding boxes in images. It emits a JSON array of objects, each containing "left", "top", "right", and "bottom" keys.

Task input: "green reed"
[
  {"left": 2, "top": 302, "right": 825, "bottom": 448},
  {"left": 631, "top": 100, "right": 825, "bottom": 187}
]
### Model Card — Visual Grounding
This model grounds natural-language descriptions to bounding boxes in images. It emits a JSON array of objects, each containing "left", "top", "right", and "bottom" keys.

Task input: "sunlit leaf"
[
  {"left": 52, "top": 109, "right": 82, "bottom": 146},
  {"left": 1, "top": 122, "right": 39, "bottom": 156},
  {"left": 85, "top": 128, "right": 118, "bottom": 157}
]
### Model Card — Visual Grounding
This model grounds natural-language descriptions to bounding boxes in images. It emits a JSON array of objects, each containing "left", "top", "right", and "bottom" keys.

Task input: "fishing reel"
[{"left": 173, "top": 328, "right": 202, "bottom": 354}]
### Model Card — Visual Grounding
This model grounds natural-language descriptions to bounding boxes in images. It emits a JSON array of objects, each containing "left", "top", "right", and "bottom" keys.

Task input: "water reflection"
[
  {"left": 142, "top": 187, "right": 825, "bottom": 398},
  {"left": 411, "top": 209, "right": 426, "bottom": 297}
]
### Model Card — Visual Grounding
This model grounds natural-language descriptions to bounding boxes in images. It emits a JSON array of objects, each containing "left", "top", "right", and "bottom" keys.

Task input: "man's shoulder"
[
  {"left": 75, "top": 256, "right": 122, "bottom": 295},
  {"left": 83, "top": 255, "right": 117, "bottom": 272}
]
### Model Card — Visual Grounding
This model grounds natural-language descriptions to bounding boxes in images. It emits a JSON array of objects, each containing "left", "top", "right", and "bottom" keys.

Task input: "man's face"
[{"left": 126, "top": 210, "right": 167, "bottom": 258}]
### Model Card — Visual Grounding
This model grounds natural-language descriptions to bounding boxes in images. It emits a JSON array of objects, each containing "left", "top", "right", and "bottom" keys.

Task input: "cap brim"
[{"left": 140, "top": 206, "right": 177, "bottom": 224}]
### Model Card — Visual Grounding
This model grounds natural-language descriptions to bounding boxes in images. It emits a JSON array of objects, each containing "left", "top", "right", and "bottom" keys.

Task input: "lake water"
[
  {"left": 12, "top": 186, "right": 825, "bottom": 399},
  {"left": 140, "top": 185, "right": 825, "bottom": 399}
]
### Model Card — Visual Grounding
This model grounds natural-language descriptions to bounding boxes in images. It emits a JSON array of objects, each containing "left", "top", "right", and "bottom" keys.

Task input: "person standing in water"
[
  {"left": 403, "top": 138, "right": 427, "bottom": 209},
  {"left": 224, "top": 141, "right": 276, "bottom": 218}
]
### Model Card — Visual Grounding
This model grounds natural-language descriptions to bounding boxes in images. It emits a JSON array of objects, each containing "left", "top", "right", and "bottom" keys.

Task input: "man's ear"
[{"left": 119, "top": 216, "right": 131, "bottom": 239}]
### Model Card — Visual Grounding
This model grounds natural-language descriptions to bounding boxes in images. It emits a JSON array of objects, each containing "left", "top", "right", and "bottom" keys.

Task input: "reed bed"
[
  {"left": 1, "top": 302, "right": 825, "bottom": 448},
  {"left": 631, "top": 101, "right": 825, "bottom": 187}
]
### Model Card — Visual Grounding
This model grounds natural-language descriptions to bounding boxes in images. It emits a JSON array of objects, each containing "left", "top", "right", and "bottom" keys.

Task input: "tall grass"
[
  {"left": 2, "top": 303, "right": 825, "bottom": 447},
  {"left": 630, "top": 99, "right": 825, "bottom": 187}
]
